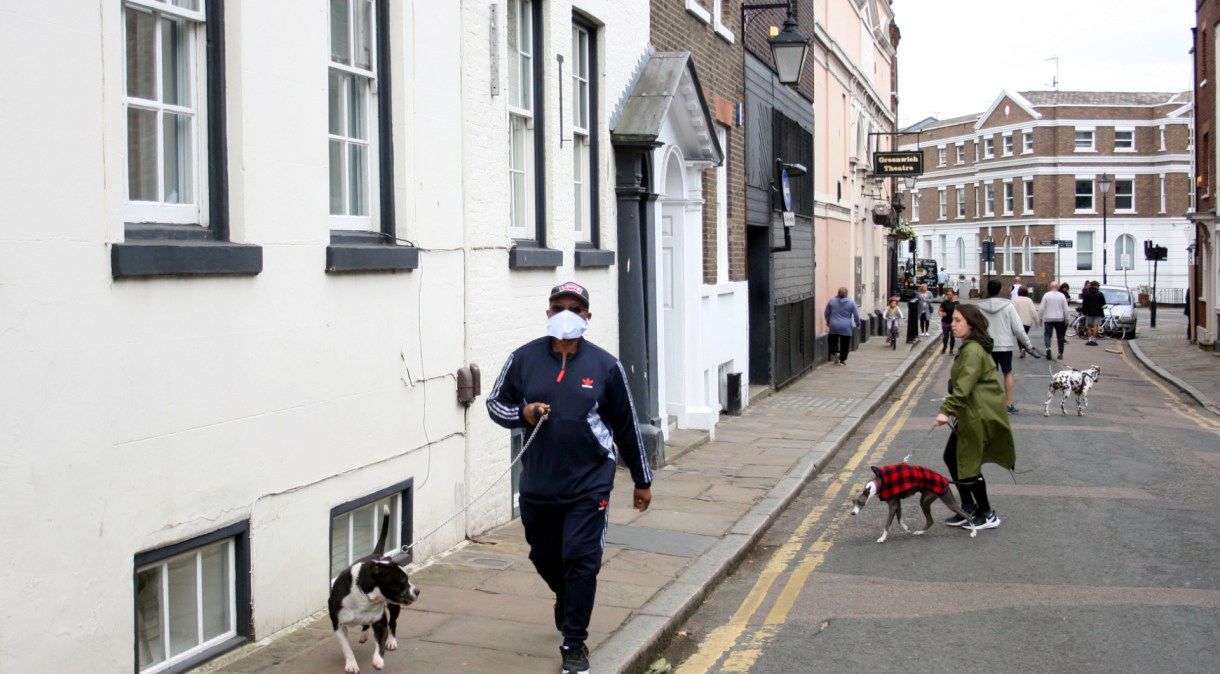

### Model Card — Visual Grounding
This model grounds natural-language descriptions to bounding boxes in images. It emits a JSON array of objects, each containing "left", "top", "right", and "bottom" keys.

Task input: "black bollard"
[{"left": 906, "top": 299, "right": 919, "bottom": 344}]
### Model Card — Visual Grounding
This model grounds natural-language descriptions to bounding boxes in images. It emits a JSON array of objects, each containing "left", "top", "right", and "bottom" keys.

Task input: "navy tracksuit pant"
[{"left": 519, "top": 494, "right": 609, "bottom": 646}]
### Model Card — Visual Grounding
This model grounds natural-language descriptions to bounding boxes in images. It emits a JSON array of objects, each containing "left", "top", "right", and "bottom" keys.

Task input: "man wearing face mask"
[{"left": 486, "top": 281, "right": 653, "bottom": 674}]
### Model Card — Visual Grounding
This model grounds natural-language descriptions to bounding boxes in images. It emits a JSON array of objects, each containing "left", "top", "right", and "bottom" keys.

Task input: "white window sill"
[
  {"left": 685, "top": 2, "right": 711, "bottom": 23},
  {"left": 1074, "top": 149, "right": 1097, "bottom": 153},
  {"left": 714, "top": 22, "right": 736, "bottom": 43},
  {"left": 1075, "top": 209, "right": 1096, "bottom": 215},
  {"left": 1115, "top": 148, "right": 1136, "bottom": 153}
]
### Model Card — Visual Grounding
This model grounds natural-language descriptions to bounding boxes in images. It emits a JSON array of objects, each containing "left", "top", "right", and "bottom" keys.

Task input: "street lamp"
[
  {"left": 741, "top": 2, "right": 811, "bottom": 86},
  {"left": 1098, "top": 173, "right": 1112, "bottom": 284}
]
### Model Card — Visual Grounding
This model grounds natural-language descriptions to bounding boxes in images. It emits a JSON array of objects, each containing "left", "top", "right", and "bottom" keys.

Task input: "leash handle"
[{"left": 400, "top": 413, "right": 546, "bottom": 555}]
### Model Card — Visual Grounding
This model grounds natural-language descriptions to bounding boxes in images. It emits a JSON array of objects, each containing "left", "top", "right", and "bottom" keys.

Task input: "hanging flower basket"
[{"left": 892, "top": 224, "right": 916, "bottom": 240}]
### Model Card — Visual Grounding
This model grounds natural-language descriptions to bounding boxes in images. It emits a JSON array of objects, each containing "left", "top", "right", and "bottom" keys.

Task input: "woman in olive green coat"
[{"left": 934, "top": 304, "right": 1016, "bottom": 530}]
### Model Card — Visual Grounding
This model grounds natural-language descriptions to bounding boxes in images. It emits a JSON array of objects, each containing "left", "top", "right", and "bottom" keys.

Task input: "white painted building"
[{"left": 0, "top": 1, "right": 654, "bottom": 672}]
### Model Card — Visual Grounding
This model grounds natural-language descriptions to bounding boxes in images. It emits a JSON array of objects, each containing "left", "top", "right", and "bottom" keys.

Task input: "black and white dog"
[
  {"left": 328, "top": 505, "right": 420, "bottom": 674},
  {"left": 1044, "top": 365, "right": 1101, "bottom": 417}
]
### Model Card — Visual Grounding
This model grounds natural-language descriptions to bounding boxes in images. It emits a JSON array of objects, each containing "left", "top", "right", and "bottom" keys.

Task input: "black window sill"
[
  {"left": 111, "top": 240, "right": 263, "bottom": 278},
  {"left": 509, "top": 245, "right": 563, "bottom": 269},
  {"left": 326, "top": 231, "right": 419, "bottom": 273},
  {"left": 575, "top": 248, "right": 615, "bottom": 268}
]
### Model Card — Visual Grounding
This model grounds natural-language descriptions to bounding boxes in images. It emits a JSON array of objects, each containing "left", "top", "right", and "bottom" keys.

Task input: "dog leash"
[
  {"left": 902, "top": 424, "right": 942, "bottom": 464},
  {"left": 399, "top": 413, "right": 547, "bottom": 555}
]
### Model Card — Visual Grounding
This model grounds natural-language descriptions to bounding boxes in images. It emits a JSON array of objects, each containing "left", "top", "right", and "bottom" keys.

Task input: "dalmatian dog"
[{"left": 1045, "top": 365, "right": 1101, "bottom": 417}]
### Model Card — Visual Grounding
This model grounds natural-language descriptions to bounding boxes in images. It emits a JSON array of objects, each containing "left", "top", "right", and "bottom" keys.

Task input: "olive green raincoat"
[{"left": 938, "top": 336, "right": 1016, "bottom": 478}]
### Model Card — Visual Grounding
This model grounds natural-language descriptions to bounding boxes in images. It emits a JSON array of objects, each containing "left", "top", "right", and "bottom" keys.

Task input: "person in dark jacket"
[
  {"left": 486, "top": 281, "right": 653, "bottom": 674},
  {"left": 938, "top": 288, "right": 959, "bottom": 355},
  {"left": 934, "top": 304, "right": 1016, "bottom": 530},
  {"left": 1080, "top": 281, "right": 1107, "bottom": 346},
  {"left": 824, "top": 287, "right": 861, "bottom": 365}
]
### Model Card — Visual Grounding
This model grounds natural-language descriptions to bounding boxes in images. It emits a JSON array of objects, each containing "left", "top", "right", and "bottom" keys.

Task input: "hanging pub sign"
[{"left": 873, "top": 151, "right": 923, "bottom": 176}]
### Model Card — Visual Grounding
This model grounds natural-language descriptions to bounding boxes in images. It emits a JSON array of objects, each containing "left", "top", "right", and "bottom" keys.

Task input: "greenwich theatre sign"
[{"left": 872, "top": 151, "right": 923, "bottom": 176}]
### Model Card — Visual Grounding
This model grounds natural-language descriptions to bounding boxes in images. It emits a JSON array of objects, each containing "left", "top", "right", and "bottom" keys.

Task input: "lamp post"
[
  {"left": 741, "top": 2, "right": 811, "bottom": 86},
  {"left": 1098, "top": 173, "right": 1112, "bottom": 285}
]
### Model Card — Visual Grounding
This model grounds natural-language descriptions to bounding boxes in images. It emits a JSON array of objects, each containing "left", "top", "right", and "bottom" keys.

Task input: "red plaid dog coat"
[{"left": 871, "top": 463, "right": 949, "bottom": 501}]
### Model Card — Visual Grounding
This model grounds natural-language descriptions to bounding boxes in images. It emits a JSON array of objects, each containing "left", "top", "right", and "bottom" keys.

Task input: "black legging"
[
  {"left": 919, "top": 313, "right": 930, "bottom": 333},
  {"left": 940, "top": 322, "right": 955, "bottom": 352},
  {"left": 943, "top": 431, "right": 990, "bottom": 512}
]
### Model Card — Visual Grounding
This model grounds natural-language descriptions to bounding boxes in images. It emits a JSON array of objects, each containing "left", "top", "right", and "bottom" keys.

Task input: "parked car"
[{"left": 1099, "top": 285, "right": 1138, "bottom": 338}]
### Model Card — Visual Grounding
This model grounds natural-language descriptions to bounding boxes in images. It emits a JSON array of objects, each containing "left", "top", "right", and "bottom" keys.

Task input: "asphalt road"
[{"left": 661, "top": 333, "right": 1220, "bottom": 674}]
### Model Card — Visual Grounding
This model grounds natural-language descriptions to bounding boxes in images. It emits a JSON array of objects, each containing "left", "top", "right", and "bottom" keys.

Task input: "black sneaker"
[
  {"left": 561, "top": 643, "right": 590, "bottom": 674},
  {"left": 945, "top": 504, "right": 977, "bottom": 527},
  {"left": 553, "top": 598, "right": 564, "bottom": 632},
  {"left": 972, "top": 511, "right": 1001, "bottom": 529}
]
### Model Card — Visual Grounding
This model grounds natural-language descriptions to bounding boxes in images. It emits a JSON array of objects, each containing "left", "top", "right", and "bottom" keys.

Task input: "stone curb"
[
  {"left": 1127, "top": 339, "right": 1220, "bottom": 418},
  {"left": 598, "top": 335, "right": 938, "bottom": 673}
]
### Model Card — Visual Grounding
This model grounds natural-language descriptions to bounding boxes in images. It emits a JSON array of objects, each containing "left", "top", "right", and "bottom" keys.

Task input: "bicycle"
[{"left": 887, "top": 319, "right": 899, "bottom": 350}]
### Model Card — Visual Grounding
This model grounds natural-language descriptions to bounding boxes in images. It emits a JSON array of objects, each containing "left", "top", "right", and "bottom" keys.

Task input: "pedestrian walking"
[
  {"left": 1039, "top": 281, "right": 1070, "bottom": 360},
  {"left": 486, "top": 281, "right": 653, "bottom": 674},
  {"left": 938, "top": 288, "right": 959, "bottom": 355},
  {"left": 824, "top": 287, "right": 861, "bottom": 365},
  {"left": 976, "top": 279, "right": 1033, "bottom": 414},
  {"left": 1009, "top": 276, "right": 1023, "bottom": 299},
  {"left": 1013, "top": 286, "right": 1039, "bottom": 358},
  {"left": 934, "top": 303, "right": 1016, "bottom": 531},
  {"left": 1081, "top": 281, "right": 1106, "bottom": 346},
  {"left": 916, "top": 283, "right": 934, "bottom": 336}
]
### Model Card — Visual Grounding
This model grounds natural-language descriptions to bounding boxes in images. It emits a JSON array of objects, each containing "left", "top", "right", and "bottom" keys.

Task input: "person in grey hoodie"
[
  {"left": 1038, "top": 281, "right": 1070, "bottom": 360},
  {"left": 977, "top": 279, "right": 1033, "bottom": 414},
  {"left": 824, "top": 287, "right": 861, "bottom": 365}
]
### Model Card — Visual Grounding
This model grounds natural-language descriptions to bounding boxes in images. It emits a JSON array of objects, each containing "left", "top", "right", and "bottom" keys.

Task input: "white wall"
[
  {"left": 460, "top": 0, "right": 650, "bottom": 533},
  {"left": 0, "top": 1, "right": 469, "bottom": 669}
]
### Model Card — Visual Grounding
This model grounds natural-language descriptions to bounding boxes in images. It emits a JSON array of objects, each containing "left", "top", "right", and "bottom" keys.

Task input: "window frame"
[
  {"left": 955, "top": 186, "right": 966, "bottom": 218},
  {"left": 1023, "top": 177, "right": 1034, "bottom": 214},
  {"left": 911, "top": 192, "right": 920, "bottom": 221},
  {"left": 113, "top": 0, "right": 264, "bottom": 278},
  {"left": 1074, "top": 177, "right": 1095, "bottom": 213},
  {"left": 956, "top": 237, "right": 965, "bottom": 269},
  {"left": 1077, "top": 230, "right": 1094, "bottom": 270},
  {"left": 983, "top": 137, "right": 994, "bottom": 159},
  {"left": 1023, "top": 129, "right": 1034, "bottom": 154},
  {"left": 1003, "top": 237, "right": 1014, "bottom": 274},
  {"left": 984, "top": 182, "right": 995, "bottom": 216},
  {"left": 133, "top": 521, "right": 251, "bottom": 674},
  {"left": 937, "top": 145, "right": 947, "bottom": 167},
  {"left": 325, "top": 0, "right": 418, "bottom": 272},
  {"left": 955, "top": 142, "right": 965, "bottom": 165},
  {"left": 1002, "top": 180, "right": 1014, "bottom": 215},
  {"left": 1022, "top": 236, "right": 1034, "bottom": 274},
  {"left": 571, "top": 17, "right": 611, "bottom": 267},
  {"left": 1113, "top": 126, "right": 1136, "bottom": 152},
  {"left": 1113, "top": 176, "right": 1135, "bottom": 212},
  {"left": 937, "top": 187, "right": 947, "bottom": 220},
  {"left": 329, "top": 479, "right": 415, "bottom": 578},
  {"left": 1074, "top": 127, "right": 1096, "bottom": 152},
  {"left": 507, "top": 0, "right": 559, "bottom": 268},
  {"left": 1115, "top": 233, "right": 1137, "bottom": 270},
  {"left": 1001, "top": 132, "right": 1013, "bottom": 156}
]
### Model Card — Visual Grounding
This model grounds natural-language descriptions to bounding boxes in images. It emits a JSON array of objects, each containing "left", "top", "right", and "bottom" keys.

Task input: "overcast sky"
[{"left": 894, "top": 0, "right": 1196, "bottom": 128}]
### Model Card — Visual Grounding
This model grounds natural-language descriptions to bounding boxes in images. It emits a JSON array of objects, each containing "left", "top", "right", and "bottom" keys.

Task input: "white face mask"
[{"left": 547, "top": 310, "right": 588, "bottom": 340}]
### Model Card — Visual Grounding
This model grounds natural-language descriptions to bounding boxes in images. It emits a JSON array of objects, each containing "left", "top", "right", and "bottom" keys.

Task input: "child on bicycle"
[{"left": 884, "top": 297, "right": 904, "bottom": 345}]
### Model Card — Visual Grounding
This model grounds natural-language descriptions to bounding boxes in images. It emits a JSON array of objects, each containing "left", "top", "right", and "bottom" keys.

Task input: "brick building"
[
  {"left": 1190, "top": 2, "right": 1218, "bottom": 347},
  {"left": 899, "top": 90, "right": 1193, "bottom": 305}
]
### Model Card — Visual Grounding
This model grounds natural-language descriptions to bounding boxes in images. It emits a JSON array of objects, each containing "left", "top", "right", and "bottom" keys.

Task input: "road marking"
[{"left": 675, "top": 353, "right": 943, "bottom": 674}]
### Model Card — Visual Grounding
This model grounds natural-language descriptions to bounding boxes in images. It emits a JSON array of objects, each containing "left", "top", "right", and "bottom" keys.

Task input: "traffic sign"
[{"left": 1039, "top": 240, "right": 1056, "bottom": 246}]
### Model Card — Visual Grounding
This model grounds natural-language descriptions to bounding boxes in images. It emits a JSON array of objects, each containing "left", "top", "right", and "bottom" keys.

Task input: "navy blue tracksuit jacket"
[{"left": 486, "top": 336, "right": 652, "bottom": 504}]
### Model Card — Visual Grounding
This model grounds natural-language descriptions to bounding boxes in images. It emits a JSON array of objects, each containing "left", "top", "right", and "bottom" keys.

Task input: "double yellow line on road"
[
  {"left": 1118, "top": 347, "right": 1220, "bottom": 432},
  {"left": 676, "top": 353, "right": 944, "bottom": 673}
]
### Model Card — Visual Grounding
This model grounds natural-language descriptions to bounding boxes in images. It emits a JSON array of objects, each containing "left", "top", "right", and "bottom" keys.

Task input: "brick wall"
[{"left": 651, "top": 0, "right": 747, "bottom": 283}]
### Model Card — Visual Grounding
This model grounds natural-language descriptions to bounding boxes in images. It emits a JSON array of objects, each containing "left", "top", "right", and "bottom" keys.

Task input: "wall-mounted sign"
[{"left": 873, "top": 151, "right": 923, "bottom": 176}]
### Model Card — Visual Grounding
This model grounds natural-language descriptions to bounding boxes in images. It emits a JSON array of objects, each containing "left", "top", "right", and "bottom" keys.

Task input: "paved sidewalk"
[
  {"left": 199, "top": 329, "right": 938, "bottom": 674},
  {"left": 1125, "top": 308, "right": 1220, "bottom": 417}
]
